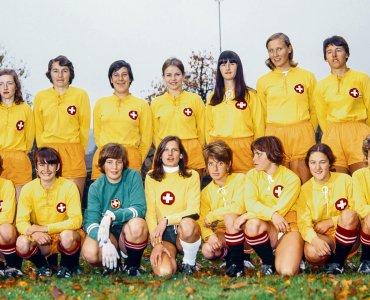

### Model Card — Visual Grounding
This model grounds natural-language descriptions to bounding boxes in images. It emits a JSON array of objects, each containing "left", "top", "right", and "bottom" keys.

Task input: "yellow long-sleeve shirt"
[
  {"left": 205, "top": 89, "right": 264, "bottom": 143},
  {"left": 199, "top": 173, "right": 246, "bottom": 240},
  {"left": 244, "top": 165, "right": 301, "bottom": 221},
  {"left": 353, "top": 167, "right": 370, "bottom": 219},
  {"left": 93, "top": 94, "right": 152, "bottom": 163},
  {"left": 257, "top": 67, "right": 317, "bottom": 129},
  {"left": 33, "top": 87, "right": 90, "bottom": 149},
  {"left": 297, "top": 172, "right": 353, "bottom": 243},
  {"left": 145, "top": 170, "right": 200, "bottom": 234},
  {"left": 314, "top": 69, "right": 370, "bottom": 131},
  {"left": 16, "top": 177, "right": 82, "bottom": 235},
  {"left": 0, "top": 102, "right": 35, "bottom": 152},
  {"left": 0, "top": 178, "right": 16, "bottom": 224},
  {"left": 151, "top": 91, "right": 205, "bottom": 147}
]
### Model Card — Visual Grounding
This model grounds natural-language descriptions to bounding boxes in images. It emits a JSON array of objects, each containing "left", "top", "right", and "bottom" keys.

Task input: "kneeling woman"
[
  {"left": 353, "top": 134, "right": 370, "bottom": 273},
  {"left": 145, "top": 136, "right": 201, "bottom": 276},
  {"left": 82, "top": 143, "right": 147, "bottom": 276},
  {"left": 200, "top": 140, "right": 252, "bottom": 277},
  {"left": 297, "top": 144, "right": 359, "bottom": 274},
  {"left": 234, "top": 136, "right": 303, "bottom": 276}
]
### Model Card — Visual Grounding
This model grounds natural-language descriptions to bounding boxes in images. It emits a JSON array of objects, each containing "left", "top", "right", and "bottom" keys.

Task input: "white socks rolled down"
[{"left": 180, "top": 238, "right": 201, "bottom": 266}]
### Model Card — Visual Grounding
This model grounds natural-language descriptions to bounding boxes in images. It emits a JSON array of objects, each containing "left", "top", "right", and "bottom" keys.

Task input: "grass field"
[{"left": 1, "top": 250, "right": 369, "bottom": 300}]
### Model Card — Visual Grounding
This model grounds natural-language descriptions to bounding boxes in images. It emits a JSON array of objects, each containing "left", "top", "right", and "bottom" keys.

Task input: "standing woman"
[
  {"left": 257, "top": 33, "right": 317, "bottom": 183},
  {"left": 0, "top": 69, "right": 35, "bottom": 200},
  {"left": 92, "top": 60, "right": 152, "bottom": 180},
  {"left": 33, "top": 55, "right": 90, "bottom": 197},
  {"left": 145, "top": 136, "right": 201, "bottom": 276},
  {"left": 206, "top": 51, "right": 264, "bottom": 173},
  {"left": 297, "top": 144, "right": 359, "bottom": 274},
  {"left": 151, "top": 58, "right": 205, "bottom": 174},
  {"left": 315, "top": 35, "right": 370, "bottom": 174},
  {"left": 234, "top": 136, "right": 303, "bottom": 276}
]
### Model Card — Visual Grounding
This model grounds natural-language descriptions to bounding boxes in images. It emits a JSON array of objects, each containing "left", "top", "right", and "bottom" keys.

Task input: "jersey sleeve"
[
  {"left": 138, "top": 102, "right": 153, "bottom": 163},
  {"left": 314, "top": 84, "right": 328, "bottom": 132},
  {"left": 16, "top": 186, "right": 33, "bottom": 235},
  {"left": 144, "top": 175, "right": 159, "bottom": 234},
  {"left": 297, "top": 187, "right": 318, "bottom": 243},
  {"left": 353, "top": 170, "right": 370, "bottom": 218},
  {"left": 249, "top": 91, "right": 265, "bottom": 139},
  {"left": 25, "top": 104, "right": 35, "bottom": 153},
  {"left": 0, "top": 180, "right": 16, "bottom": 224},
  {"left": 33, "top": 94, "right": 44, "bottom": 147},
  {"left": 79, "top": 91, "right": 91, "bottom": 150},
  {"left": 93, "top": 100, "right": 102, "bottom": 148},
  {"left": 113, "top": 171, "right": 146, "bottom": 223},
  {"left": 205, "top": 97, "right": 214, "bottom": 144},
  {"left": 307, "top": 73, "right": 318, "bottom": 130},
  {"left": 194, "top": 95, "right": 206, "bottom": 147},
  {"left": 198, "top": 187, "right": 215, "bottom": 240},
  {"left": 83, "top": 184, "right": 103, "bottom": 240}
]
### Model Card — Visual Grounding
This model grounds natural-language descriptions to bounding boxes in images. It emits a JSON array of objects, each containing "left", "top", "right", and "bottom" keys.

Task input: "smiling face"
[
  {"left": 111, "top": 67, "right": 131, "bottom": 96},
  {"left": 50, "top": 62, "right": 70, "bottom": 89},
  {"left": 267, "top": 38, "right": 292, "bottom": 70},
  {"left": 325, "top": 44, "right": 348, "bottom": 71},
  {"left": 308, "top": 151, "right": 331, "bottom": 184},
  {"left": 36, "top": 161, "right": 59, "bottom": 184},
  {"left": 0, "top": 74, "right": 16, "bottom": 102},
  {"left": 163, "top": 65, "right": 184, "bottom": 94},
  {"left": 161, "top": 140, "right": 181, "bottom": 167}
]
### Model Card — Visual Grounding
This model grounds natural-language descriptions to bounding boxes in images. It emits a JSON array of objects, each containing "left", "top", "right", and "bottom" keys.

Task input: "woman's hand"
[
  {"left": 311, "top": 236, "right": 331, "bottom": 257},
  {"left": 207, "top": 234, "right": 222, "bottom": 251},
  {"left": 271, "top": 212, "right": 290, "bottom": 233},
  {"left": 150, "top": 244, "right": 172, "bottom": 267},
  {"left": 234, "top": 214, "right": 248, "bottom": 231},
  {"left": 150, "top": 218, "right": 167, "bottom": 246},
  {"left": 314, "top": 219, "right": 334, "bottom": 234},
  {"left": 31, "top": 232, "right": 51, "bottom": 245}
]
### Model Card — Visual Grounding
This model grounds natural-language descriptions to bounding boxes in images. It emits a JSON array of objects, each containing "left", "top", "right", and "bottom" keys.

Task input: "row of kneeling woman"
[
  {"left": 1, "top": 33, "right": 370, "bottom": 204},
  {"left": 0, "top": 134, "right": 369, "bottom": 278}
]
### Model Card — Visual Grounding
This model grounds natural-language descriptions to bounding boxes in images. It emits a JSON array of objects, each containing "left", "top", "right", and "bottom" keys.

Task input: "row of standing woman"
[{"left": 1, "top": 33, "right": 369, "bottom": 201}]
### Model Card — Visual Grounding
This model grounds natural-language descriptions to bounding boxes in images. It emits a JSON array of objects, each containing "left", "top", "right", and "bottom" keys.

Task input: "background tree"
[
  {"left": 0, "top": 45, "right": 32, "bottom": 105},
  {"left": 144, "top": 50, "right": 216, "bottom": 103}
]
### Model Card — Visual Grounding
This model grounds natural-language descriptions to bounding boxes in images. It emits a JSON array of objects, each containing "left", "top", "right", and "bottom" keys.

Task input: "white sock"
[{"left": 180, "top": 238, "right": 201, "bottom": 266}]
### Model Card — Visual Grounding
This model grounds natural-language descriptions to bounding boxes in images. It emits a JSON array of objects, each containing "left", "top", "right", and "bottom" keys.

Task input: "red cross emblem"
[
  {"left": 335, "top": 198, "right": 348, "bottom": 211},
  {"left": 111, "top": 198, "right": 121, "bottom": 209},
  {"left": 183, "top": 107, "right": 193, "bottom": 116},
  {"left": 128, "top": 110, "right": 138, "bottom": 120},
  {"left": 56, "top": 202, "right": 66, "bottom": 213},
  {"left": 16, "top": 120, "right": 25, "bottom": 131},
  {"left": 349, "top": 88, "right": 359, "bottom": 98},
  {"left": 294, "top": 84, "right": 304, "bottom": 94},
  {"left": 235, "top": 100, "right": 247, "bottom": 110},
  {"left": 67, "top": 105, "right": 77, "bottom": 115},
  {"left": 273, "top": 185, "right": 284, "bottom": 198},
  {"left": 161, "top": 191, "right": 175, "bottom": 205},
  {"left": 0, "top": 200, "right": 3, "bottom": 212}
]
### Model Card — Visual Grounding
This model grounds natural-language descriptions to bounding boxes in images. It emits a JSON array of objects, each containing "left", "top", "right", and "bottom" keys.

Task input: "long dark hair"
[
  {"left": 0, "top": 69, "right": 24, "bottom": 105},
  {"left": 149, "top": 136, "right": 191, "bottom": 182},
  {"left": 210, "top": 50, "right": 250, "bottom": 106}
]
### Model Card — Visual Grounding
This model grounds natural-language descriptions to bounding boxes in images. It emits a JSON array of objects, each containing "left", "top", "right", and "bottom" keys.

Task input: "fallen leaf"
[
  {"left": 72, "top": 284, "right": 83, "bottom": 291},
  {"left": 185, "top": 286, "right": 196, "bottom": 296},
  {"left": 17, "top": 281, "right": 29, "bottom": 288},
  {"left": 50, "top": 286, "right": 63, "bottom": 299},
  {"left": 230, "top": 282, "right": 248, "bottom": 289},
  {"left": 359, "top": 285, "right": 368, "bottom": 292},
  {"left": 265, "top": 286, "right": 277, "bottom": 293}
]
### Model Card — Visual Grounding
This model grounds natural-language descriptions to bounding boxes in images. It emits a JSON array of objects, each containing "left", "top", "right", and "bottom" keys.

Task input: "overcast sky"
[{"left": 2, "top": 0, "right": 370, "bottom": 108}]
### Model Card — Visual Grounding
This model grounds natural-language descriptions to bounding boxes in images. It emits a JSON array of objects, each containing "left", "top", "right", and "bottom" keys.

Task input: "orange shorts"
[
  {"left": 266, "top": 121, "right": 315, "bottom": 162},
  {"left": 181, "top": 138, "right": 205, "bottom": 170},
  {"left": 44, "top": 143, "right": 86, "bottom": 178},
  {"left": 322, "top": 121, "right": 370, "bottom": 168},
  {"left": 211, "top": 137, "right": 253, "bottom": 173},
  {"left": 0, "top": 150, "right": 32, "bottom": 186},
  {"left": 91, "top": 145, "right": 142, "bottom": 180},
  {"left": 48, "top": 229, "right": 85, "bottom": 254}
]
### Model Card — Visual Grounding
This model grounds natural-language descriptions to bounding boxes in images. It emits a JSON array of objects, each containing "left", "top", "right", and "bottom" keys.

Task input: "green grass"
[{"left": 1, "top": 252, "right": 370, "bottom": 300}]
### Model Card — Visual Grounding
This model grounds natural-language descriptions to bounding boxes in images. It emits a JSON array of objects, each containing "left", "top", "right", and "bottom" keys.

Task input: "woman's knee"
[
  {"left": 124, "top": 218, "right": 148, "bottom": 240},
  {"left": 338, "top": 209, "right": 359, "bottom": 229},
  {"left": 244, "top": 219, "right": 266, "bottom": 236},
  {"left": 179, "top": 218, "right": 200, "bottom": 240}
]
